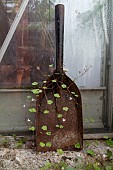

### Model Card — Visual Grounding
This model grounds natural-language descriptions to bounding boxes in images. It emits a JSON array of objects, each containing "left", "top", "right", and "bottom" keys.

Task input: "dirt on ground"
[{"left": 0, "top": 135, "right": 113, "bottom": 170}]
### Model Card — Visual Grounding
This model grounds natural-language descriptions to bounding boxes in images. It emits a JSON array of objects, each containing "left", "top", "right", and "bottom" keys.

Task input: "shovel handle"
[{"left": 55, "top": 4, "right": 64, "bottom": 73}]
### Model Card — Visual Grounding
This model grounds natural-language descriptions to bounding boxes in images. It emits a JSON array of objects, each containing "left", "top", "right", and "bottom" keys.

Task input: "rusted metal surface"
[{"left": 36, "top": 4, "right": 83, "bottom": 151}]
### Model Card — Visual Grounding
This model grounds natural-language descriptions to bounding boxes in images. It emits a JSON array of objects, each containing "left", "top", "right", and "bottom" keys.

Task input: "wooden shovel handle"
[{"left": 55, "top": 4, "right": 64, "bottom": 73}]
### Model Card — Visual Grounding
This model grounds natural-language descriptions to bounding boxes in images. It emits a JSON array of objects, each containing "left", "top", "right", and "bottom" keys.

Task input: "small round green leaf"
[
  {"left": 59, "top": 125, "right": 64, "bottom": 129},
  {"left": 46, "top": 132, "right": 51, "bottom": 136},
  {"left": 56, "top": 125, "right": 64, "bottom": 128},
  {"left": 105, "top": 165, "right": 113, "bottom": 170},
  {"left": 49, "top": 64, "right": 54, "bottom": 68},
  {"left": 32, "top": 82, "right": 38, "bottom": 86},
  {"left": 29, "top": 108, "right": 36, "bottom": 113},
  {"left": 52, "top": 79, "right": 57, "bottom": 82},
  {"left": 43, "top": 80, "right": 47, "bottom": 83},
  {"left": 63, "top": 107, "right": 69, "bottom": 111},
  {"left": 47, "top": 100, "right": 53, "bottom": 105},
  {"left": 31, "top": 89, "right": 42, "bottom": 95},
  {"left": 104, "top": 136, "right": 109, "bottom": 139},
  {"left": 46, "top": 142, "right": 52, "bottom": 147},
  {"left": 90, "top": 118, "right": 95, "bottom": 123},
  {"left": 43, "top": 86, "right": 47, "bottom": 89},
  {"left": 56, "top": 125, "right": 60, "bottom": 128},
  {"left": 75, "top": 143, "right": 81, "bottom": 149},
  {"left": 44, "top": 110, "right": 49, "bottom": 114},
  {"left": 39, "top": 142, "right": 45, "bottom": 147},
  {"left": 61, "top": 84, "right": 67, "bottom": 88},
  {"left": 71, "top": 92, "right": 75, "bottom": 94},
  {"left": 106, "top": 149, "right": 112, "bottom": 158},
  {"left": 57, "top": 114, "right": 63, "bottom": 118},
  {"left": 41, "top": 126, "right": 47, "bottom": 131},
  {"left": 57, "top": 149, "right": 64, "bottom": 155},
  {"left": 87, "top": 150, "right": 95, "bottom": 156},
  {"left": 74, "top": 94, "right": 79, "bottom": 97},
  {"left": 54, "top": 93, "right": 60, "bottom": 98},
  {"left": 29, "top": 126, "right": 35, "bottom": 131}
]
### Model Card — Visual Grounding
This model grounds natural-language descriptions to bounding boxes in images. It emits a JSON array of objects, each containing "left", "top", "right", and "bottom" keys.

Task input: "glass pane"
[
  {"left": 55, "top": 0, "right": 108, "bottom": 88},
  {"left": 0, "top": 0, "right": 55, "bottom": 88},
  {"left": 0, "top": 0, "right": 109, "bottom": 88},
  {"left": 0, "top": 0, "right": 22, "bottom": 47}
]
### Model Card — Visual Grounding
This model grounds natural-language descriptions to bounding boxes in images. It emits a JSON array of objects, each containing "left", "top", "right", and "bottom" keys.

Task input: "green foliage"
[
  {"left": 15, "top": 138, "right": 24, "bottom": 148},
  {"left": 71, "top": 92, "right": 75, "bottom": 95},
  {"left": 49, "top": 64, "right": 54, "bottom": 68},
  {"left": 32, "top": 82, "right": 38, "bottom": 86},
  {"left": 104, "top": 136, "right": 109, "bottom": 139},
  {"left": 0, "top": 138, "right": 10, "bottom": 147},
  {"left": 57, "top": 149, "right": 64, "bottom": 155},
  {"left": 31, "top": 89, "right": 42, "bottom": 95},
  {"left": 56, "top": 125, "right": 64, "bottom": 129},
  {"left": 71, "top": 92, "right": 78, "bottom": 97},
  {"left": 75, "top": 143, "right": 81, "bottom": 149},
  {"left": 87, "top": 149, "right": 95, "bottom": 156},
  {"left": 43, "top": 86, "right": 47, "bottom": 89},
  {"left": 106, "top": 149, "right": 112, "bottom": 159},
  {"left": 55, "top": 72, "right": 60, "bottom": 75},
  {"left": 63, "top": 107, "right": 69, "bottom": 111},
  {"left": 56, "top": 125, "right": 60, "bottom": 128},
  {"left": 41, "top": 126, "right": 48, "bottom": 131},
  {"left": 61, "top": 84, "right": 67, "bottom": 88},
  {"left": 66, "top": 167, "right": 76, "bottom": 170},
  {"left": 39, "top": 142, "right": 45, "bottom": 147},
  {"left": 43, "top": 80, "right": 47, "bottom": 83},
  {"left": 74, "top": 94, "right": 79, "bottom": 97},
  {"left": 86, "top": 162, "right": 101, "bottom": 170},
  {"left": 14, "top": 137, "right": 26, "bottom": 148},
  {"left": 43, "top": 110, "right": 49, "bottom": 114},
  {"left": 59, "top": 125, "right": 64, "bottom": 129},
  {"left": 85, "top": 141, "right": 91, "bottom": 147},
  {"left": 57, "top": 161, "right": 68, "bottom": 169},
  {"left": 54, "top": 93, "right": 60, "bottom": 98},
  {"left": 106, "top": 138, "right": 113, "bottom": 147},
  {"left": 29, "top": 126, "right": 35, "bottom": 131},
  {"left": 105, "top": 165, "right": 113, "bottom": 170},
  {"left": 46, "top": 132, "right": 51, "bottom": 136},
  {"left": 90, "top": 118, "right": 95, "bottom": 123},
  {"left": 40, "top": 161, "right": 52, "bottom": 170},
  {"left": 12, "top": 134, "right": 17, "bottom": 140},
  {"left": 29, "top": 108, "right": 36, "bottom": 113},
  {"left": 57, "top": 114, "right": 63, "bottom": 118},
  {"left": 46, "top": 142, "right": 52, "bottom": 147},
  {"left": 93, "top": 163, "right": 101, "bottom": 170},
  {"left": 39, "top": 142, "right": 52, "bottom": 148},
  {"left": 40, "top": 161, "right": 68, "bottom": 170},
  {"left": 52, "top": 79, "right": 57, "bottom": 82},
  {"left": 47, "top": 100, "right": 53, "bottom": 105}
]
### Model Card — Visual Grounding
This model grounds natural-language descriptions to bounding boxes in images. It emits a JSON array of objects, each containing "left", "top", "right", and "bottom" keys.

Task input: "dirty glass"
[
  {"left": 0, "top": 0, "right": 55, "bottom": 88},
  {"left": 0, "top": 0, "right": 111, "bottom": 88},
  {"left": 54, "top": 0, "right": 110, "bottom": 88}
]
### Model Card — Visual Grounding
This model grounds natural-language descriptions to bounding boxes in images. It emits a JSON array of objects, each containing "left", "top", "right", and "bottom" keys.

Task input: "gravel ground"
[{"left": 0, "top": 136, "right": 113, "bottom": 170}]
